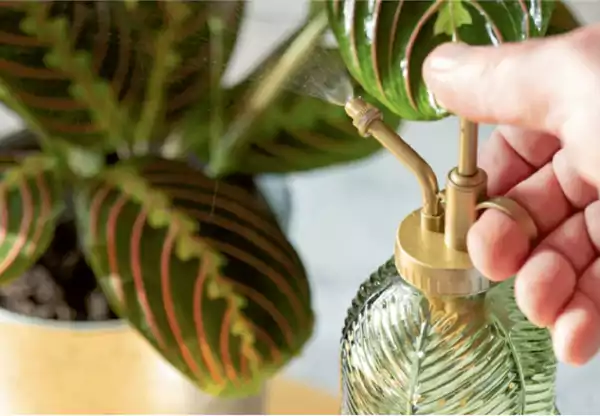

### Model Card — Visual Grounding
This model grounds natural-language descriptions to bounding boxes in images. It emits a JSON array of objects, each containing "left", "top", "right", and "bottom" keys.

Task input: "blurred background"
[{"left": 0, "top": 0, "right": 598, "bottom": 414}]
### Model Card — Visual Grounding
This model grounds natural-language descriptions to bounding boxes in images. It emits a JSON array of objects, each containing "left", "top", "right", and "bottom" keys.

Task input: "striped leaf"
[
  {"left": 74, "top": 158, "right": 313, "bottom": 397},
  {"left": 0, "top": 153, "right": 64, "bottom": 284},
  {"left": 132, "top": 1, "right": 245, "bottom": 125},
  {"left": 0, "top": 1, "right": 243, "bottom": 149},
  {"left": 325, "top": 0, "right": 556, "bottom": 121}
]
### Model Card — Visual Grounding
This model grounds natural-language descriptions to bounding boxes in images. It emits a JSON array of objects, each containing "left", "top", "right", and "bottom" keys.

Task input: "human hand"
[{"left": 423, "top": 24, "right": 600, "bottom": 366}]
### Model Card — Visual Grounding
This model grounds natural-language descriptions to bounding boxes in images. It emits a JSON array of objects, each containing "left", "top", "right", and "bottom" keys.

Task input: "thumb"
[{"left": 422, "top": 28, "right": 600, "bottom": 135}]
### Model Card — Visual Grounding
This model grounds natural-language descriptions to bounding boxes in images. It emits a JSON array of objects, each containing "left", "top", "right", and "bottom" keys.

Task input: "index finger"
[{"left": 422, "top": 27, "right": 598, "bottom": 135}]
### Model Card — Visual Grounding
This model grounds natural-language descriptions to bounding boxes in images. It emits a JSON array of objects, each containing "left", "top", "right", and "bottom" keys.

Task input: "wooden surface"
[{"left": 268, "top": 378, "right": 340, "bottom": 414}]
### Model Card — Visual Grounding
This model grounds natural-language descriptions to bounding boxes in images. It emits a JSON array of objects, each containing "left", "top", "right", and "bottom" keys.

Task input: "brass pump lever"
[{"left": 345, "top": 97, "right": 538, "bottom": 297}]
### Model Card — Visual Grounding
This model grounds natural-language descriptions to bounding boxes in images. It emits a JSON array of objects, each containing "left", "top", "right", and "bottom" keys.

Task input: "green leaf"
[
  {"left": 326, "top": 0, "right": 556, "bottom": 121},
  {"left": 0, "top": 2, "right": 137, "bottom": 149},
  {"left": 175, "top": 1, "right": 246, "bottom": 160},
  {"left": 546, "top": 0, "right": 582, "bottom": 36},
  {"left": 0, "top": 153, "right": 64, "bottom": 285},
  {"left": 73, "top": 158, "right": 313, "bottom": 397},
  {"left": 0, "top": 1, "right": 243, "bottom": 150},
  {"left": 134, "top": 1, "right": 245, "bottom": 136},
  {"left": 434, "top": 1, "right": 472, "bottom": 37}
]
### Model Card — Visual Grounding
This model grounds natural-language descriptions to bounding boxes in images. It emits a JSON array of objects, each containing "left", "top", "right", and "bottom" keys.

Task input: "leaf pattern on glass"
[
  {"left": 74, "top": 158, "right": 313, "bottom": 397},
  {"left": 341, "top": 259, "right": 558, "bottom": 415},
  {"left": 485, "top": 278, "right": 558, "bottom": 415},
  {"left": 326, "top": 0, "right": 556, "bottom": 120}
]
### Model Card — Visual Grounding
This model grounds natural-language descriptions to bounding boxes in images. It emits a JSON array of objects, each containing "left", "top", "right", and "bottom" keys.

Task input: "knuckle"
[
  {"left": 538, "top": 28, "right": 600, "bottom": 130},
  {"left": 567, "top": 24, "right": 600, "bottom": 52}
]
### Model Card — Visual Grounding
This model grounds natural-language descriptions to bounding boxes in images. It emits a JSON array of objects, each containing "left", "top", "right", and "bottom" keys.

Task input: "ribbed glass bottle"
[{"left": 340, "top": 258, "right": 559, "bottom": 415}]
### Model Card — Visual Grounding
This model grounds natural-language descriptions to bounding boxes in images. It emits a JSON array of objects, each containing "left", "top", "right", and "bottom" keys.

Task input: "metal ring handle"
[{"left": 475, "top": 196, "right": 538, "bottom": 242}]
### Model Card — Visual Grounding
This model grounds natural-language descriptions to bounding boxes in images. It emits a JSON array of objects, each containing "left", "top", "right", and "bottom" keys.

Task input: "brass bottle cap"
[{"left": 394, "top": 209, "right": 491, "bottom": 297}]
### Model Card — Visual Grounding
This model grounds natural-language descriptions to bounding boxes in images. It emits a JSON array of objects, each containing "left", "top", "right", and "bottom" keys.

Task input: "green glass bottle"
[
  {"left": 340, "top": 258, "right": 559, "bottom": 415},
  {"left": 339, "top": 92, "right": 559, "bottom": 415}
]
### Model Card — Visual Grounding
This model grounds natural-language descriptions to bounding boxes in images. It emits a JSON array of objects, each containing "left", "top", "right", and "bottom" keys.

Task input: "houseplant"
[
  {"left": 0, "top": 1, "right": 400, "bottom": 413},
  {"left": 0, "top": 0, "right": 582, "bottom": 413}
]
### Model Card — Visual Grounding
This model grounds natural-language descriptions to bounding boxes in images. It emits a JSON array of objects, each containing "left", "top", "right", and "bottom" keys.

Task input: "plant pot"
[
  {"left": 0, "top": 311, "right": 266, "bottom": 414},
  {"left": 0, "top": 137, "right": 292, "bottom": 414}
]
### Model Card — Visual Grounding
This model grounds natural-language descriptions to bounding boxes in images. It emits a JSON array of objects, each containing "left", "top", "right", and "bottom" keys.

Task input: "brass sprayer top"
[{"left": 345, "top": 97, "right": 538, "bottom": 297}]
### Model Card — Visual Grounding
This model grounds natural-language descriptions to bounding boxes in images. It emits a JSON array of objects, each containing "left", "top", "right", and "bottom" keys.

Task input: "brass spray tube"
[
  {"left": 458, "top": 119, "right": 478, "bottom": 176},
  {"left": 344, "top": 98, "right": 443, "bottom": 232},
  {"left": 443, "top": 119, "right": 487, "bottom": 251},
  {"left": 345, "top": 96, "right": 539, "bottom": 297}
]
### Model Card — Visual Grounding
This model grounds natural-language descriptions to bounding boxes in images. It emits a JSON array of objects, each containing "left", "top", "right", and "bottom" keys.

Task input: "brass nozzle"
[{"left": 344, "top": 98, "right": 442, "bottom": 231}]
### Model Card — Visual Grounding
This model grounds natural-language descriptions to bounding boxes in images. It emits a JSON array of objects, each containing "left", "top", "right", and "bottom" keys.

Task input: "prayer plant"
[{"left": 0, "top": 0, "right": 581, "bottom": 399}]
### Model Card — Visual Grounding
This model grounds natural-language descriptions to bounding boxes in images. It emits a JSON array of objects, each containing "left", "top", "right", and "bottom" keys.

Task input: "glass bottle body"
[{"left": 340, "top": 258, "right": 558, "bottom": 415}]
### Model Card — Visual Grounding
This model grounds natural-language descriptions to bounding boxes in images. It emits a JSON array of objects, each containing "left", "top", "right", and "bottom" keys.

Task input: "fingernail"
[
  {"left": 425, "top": 43, "right": 470, "bottom": 72},
  {"left": 430, "top": 92, "right": 448, "bottom": 113}
]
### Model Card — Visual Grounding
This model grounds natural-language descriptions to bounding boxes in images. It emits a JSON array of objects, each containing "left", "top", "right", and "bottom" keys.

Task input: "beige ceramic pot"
[{"left": 0, "top": 309, "right": 264, "bottom": 414}]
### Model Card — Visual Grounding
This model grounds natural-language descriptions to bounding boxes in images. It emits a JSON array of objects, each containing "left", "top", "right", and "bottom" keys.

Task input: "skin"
[{"left": 422, "top": 24, "right": 600, "bottom": 366}]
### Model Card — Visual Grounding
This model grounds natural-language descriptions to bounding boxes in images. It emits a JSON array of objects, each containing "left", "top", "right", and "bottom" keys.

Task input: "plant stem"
[
  {"left": 134, "top": 4, "right": 184, "bottom": 148},
  {"left": 208, "top": 14, "right": 226, "bottom": 160},
  {"left": 207, "top": 10, "right": 329, "bottom": 177}
]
